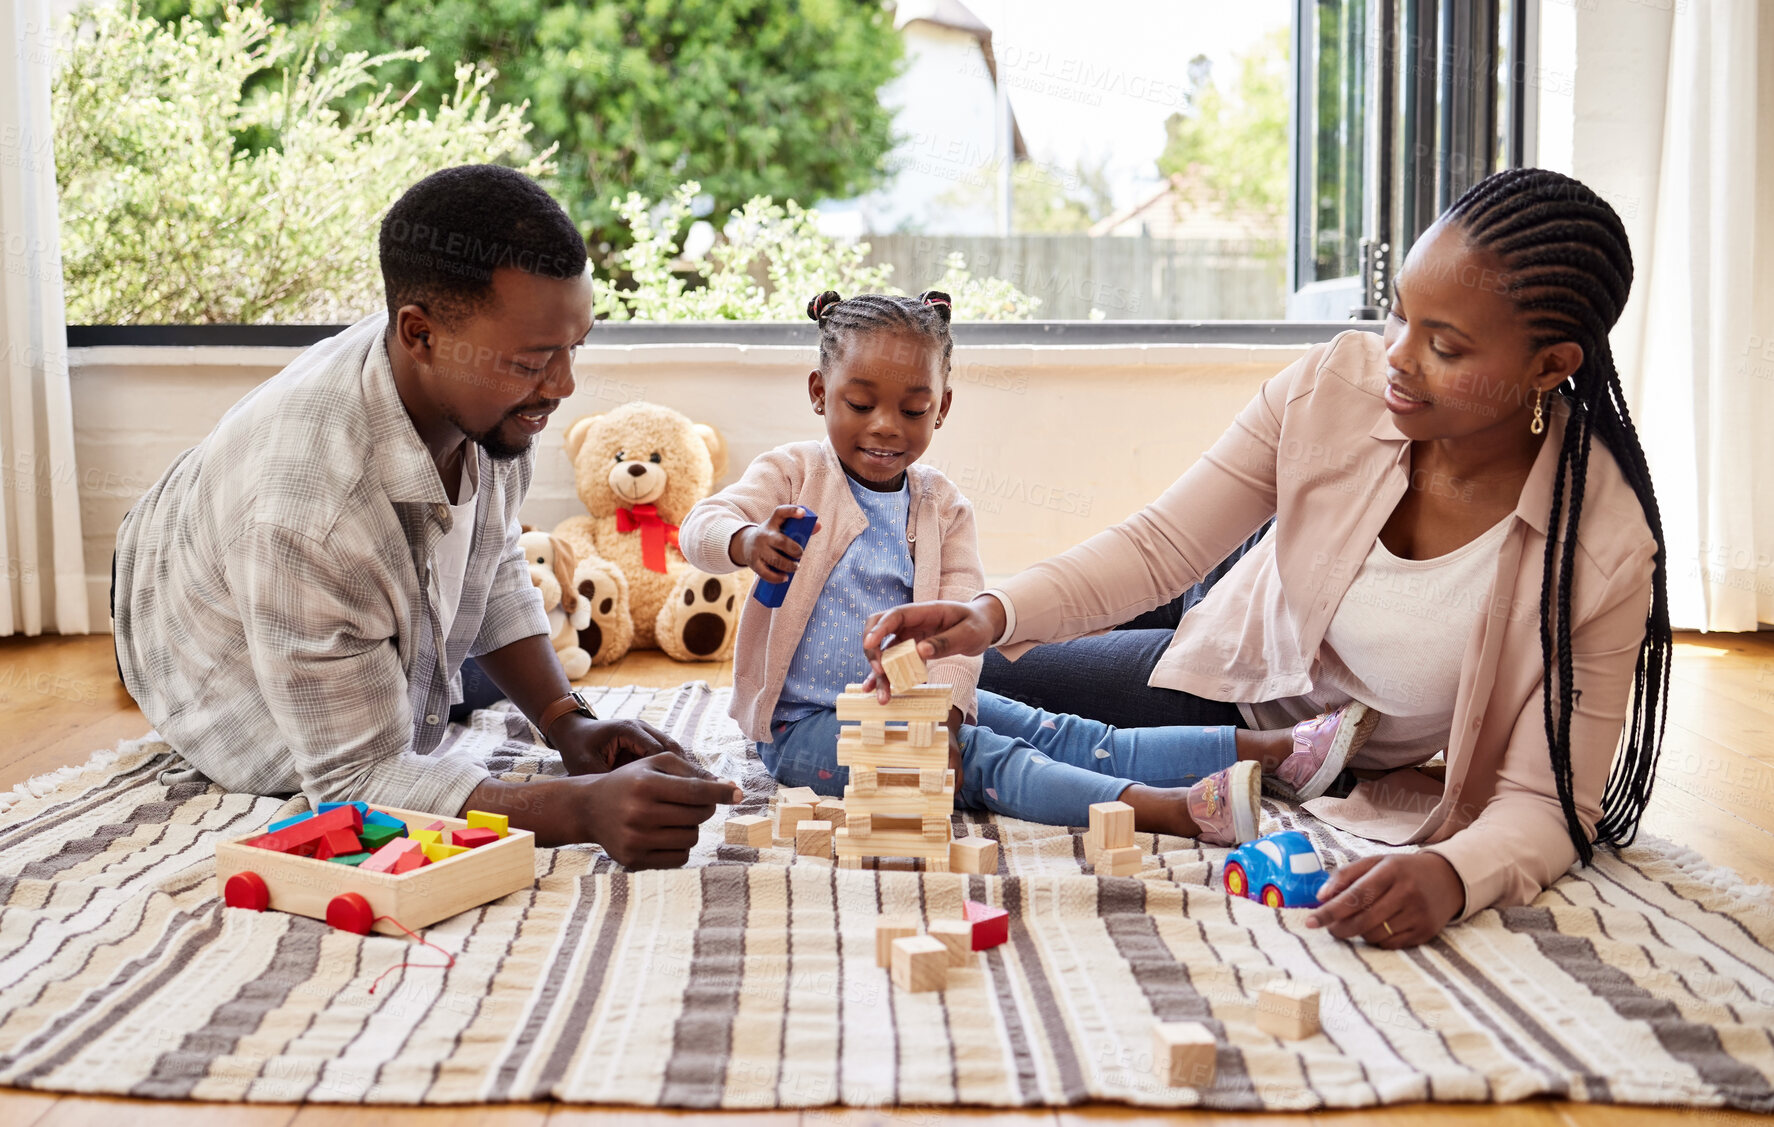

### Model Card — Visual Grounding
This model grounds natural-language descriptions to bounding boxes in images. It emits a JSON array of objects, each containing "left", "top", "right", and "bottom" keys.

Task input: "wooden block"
[
  {"left": 1098, "top": 845, "right": 1142, "bottom": 877},
  {"left": 1256, "top": 980, "right": 1321, "bottom": 1040},
  {"left": 771, "top": 786, "right": 819, "bottom": 809},
  {"left": 833, "top": 826, "right": 950, "bottom": 861},
  {"left": 963, "top": 900, "right": 1009, "bottom": 949},
  {"left": 777, "top": 803, "right": 814, "bottom": 839},
  {"left": 925, "top": 857, "right": 950, "bottom": 872},
  {"left": 850, "top": 766, "right": 877, "bottom": 793},
  {"left": 796, "top": 819, "right": 833, "bottom": 858},
  {"left": 835, "top": 734, "right": 949, "bottom": 770},
  {"left": 814, "top": 798, "right": 845, "bottom": 828},
  {"left": 1089, "top": 801, "right": 1136, "bottom": 852},
  {"left": 891, "top": 935, "right": 948, "bottom": 992},
  {"left": 1153, "top": 1022, "right": 1217, "bottom": 1088},
  {"left": 411, "top": 829, "right": 443, "bottom": 847},
  {"left": 882, "top": 638, "right": 929, "bottom": 694},
  {"left": 360, "top": 837, "right": 423, "bottom": 874},
  {"left": 466, "top": 810, "right": 509, "bottom": 838},
  {"left": 357, "top": 823, "right": 403, "bottom": 852},
  {"left": 422, "top": 841, "right": 469, "bottom": 863},
  {"left": 313, "top": 826, "right": 364, "bottom": 861},
  {"left": 451, "top": 827, "right": 501, "bottom": 849},
  {"left": 950, "top": 836, "right": 997, "bottom": 874},
  {"left": 838, "top": 856, "right": 863, "bottom": 869},
  {"left": 919, "top": 768, "right": 946, "bottom": 794},
  {"left": 848, "top": 812, "right": 872, "bottom": 837},
  {"left": 906, "top": 719, "right": 937, "bottom": 747},
  {"left": 875, "top": 916, "right": 920, "bottom": 967},
  {"left": 927, "top": 918, "right": 973, "bottom": 966},
  {"left": 923, "top": 816, "right": 951, "bottom": 843},
  {"left": 861, "top": 719, "right": 887, "bottom": 746},
  {"left": 724, "top": 814, "right": 772, "bottom": 847},
  {"left": 422, "top": 820, "right": 448, "bottom": 832},
  {"left": 328, "top": 851, "right": 371, "bottom": 866},
  {"left": 836, "top": 685, "right": 954, "bottom": 723}
]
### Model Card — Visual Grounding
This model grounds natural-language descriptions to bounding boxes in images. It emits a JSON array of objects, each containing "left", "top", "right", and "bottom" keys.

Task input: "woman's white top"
[{"left": 1239, "top": 515, "right": 1511, "bottom": 768}]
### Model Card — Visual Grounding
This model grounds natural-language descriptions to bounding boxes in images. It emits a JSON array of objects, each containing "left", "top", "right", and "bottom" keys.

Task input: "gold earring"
[{"left": 1530, "top": 390, "right": 1545, "bottom": 435}]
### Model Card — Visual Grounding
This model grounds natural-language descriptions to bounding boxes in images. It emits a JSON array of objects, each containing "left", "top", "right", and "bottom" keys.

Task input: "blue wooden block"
[
  {"left": 362, "top": 810, "right": 408, "bottom": 835},
  {"left": 268, "top": 811, "right": 315, "bottom": 833},
  {"left": 318, "top": 801, "right": 371, "bottom": 816},
  {"left": 752, "top": 509, "right": 819, "bottom": 609}
]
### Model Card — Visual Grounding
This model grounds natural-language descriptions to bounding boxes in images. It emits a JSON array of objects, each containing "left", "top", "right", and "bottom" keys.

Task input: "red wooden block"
[
  {"left": 313, "top": 826, "right": 365, "bottom": 861},
  {"left": 451, "top": 827, "right": 500, "bottom": 850},
  {"left": 964, "top": 900, "right": 1009, "bottom": 950},
  {"left": 360, "top": 837, "right": 423, "bottom": 874},
  {"left": 256, "top": 805, "right": 361, "bottom": 855},
  {"left": 392, "top": 846, "right": 428, "bottom": 873}
]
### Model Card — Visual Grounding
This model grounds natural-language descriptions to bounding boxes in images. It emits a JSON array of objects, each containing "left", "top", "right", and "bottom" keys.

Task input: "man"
[{"left": 112, "top": 165, "right": 739, "bottom": 868}]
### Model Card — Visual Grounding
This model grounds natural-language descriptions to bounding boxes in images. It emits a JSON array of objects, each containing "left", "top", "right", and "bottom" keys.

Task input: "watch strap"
[{"left": 536, "top": 690, "right": 595, "bottom": 748}]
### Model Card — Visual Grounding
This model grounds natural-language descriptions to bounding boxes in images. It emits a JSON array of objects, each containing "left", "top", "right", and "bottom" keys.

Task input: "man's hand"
[
  {"left": 1304, "top": 852, "right": 1466, "bottom": 948},
  {"left": 463, "top": 755, "right": 743, "bottom": 869},
  {"left": 552, "top": 715, "right": 685, "bottom": 775},
  {"left": 730, "top": 505, "right": 821, "bottom": 583}
]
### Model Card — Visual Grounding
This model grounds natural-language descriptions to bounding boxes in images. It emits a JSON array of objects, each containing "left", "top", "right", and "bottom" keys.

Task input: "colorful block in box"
[
  {"left": 256, "top": 804, "right": 361, "bottom": 855},
  {"left": 361, "top": 810, "right": 407, "bottom": 833},
  {"left": 963, "top": 900, "right": 1009, "bottom": 950},
  {"left": 314, "top": 827, "right": 365, "bottom": 861},
  {"left": 318, "top": 801, "right": 371, "bottom": 817},
  {"left": 268, "top": 811, "right": 314, "bottom": 833},
  {"left": 358, "top": 823, "right": 403, "bottom": 852},
  {"left": 422, "top": 841, "right": 468, "bottom": 863},
  {"left": 466, "top": 810, "right": 509, "bottom": 838},
  {"left": 361, "top": 837, "right": 426, "bottom": 874},
  {"left": 411, "top": 829, "right": 443, "bottom": 847},
  {"left": 328, "top": 851, "right": 372, "bottom": 866},
  {"left": 422, "top": 820, "right": 448, "bottom": 832},
  {"left": 451, "top": 827, "right": 500, "bottom": 849}
]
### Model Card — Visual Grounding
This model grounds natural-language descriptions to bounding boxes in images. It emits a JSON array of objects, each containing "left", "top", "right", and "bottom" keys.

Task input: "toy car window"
[
  {"left": 1290, "top": 853, "right": 1322, "bottom": 874},
  {"left": 1256, "top": 841, "right": 1284, "bottom": 866}
]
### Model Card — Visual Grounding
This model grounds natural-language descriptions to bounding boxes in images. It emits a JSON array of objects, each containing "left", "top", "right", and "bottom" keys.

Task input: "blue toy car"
[{"left": 1223, "top": 830, "right": 1328, "bottom": 908}]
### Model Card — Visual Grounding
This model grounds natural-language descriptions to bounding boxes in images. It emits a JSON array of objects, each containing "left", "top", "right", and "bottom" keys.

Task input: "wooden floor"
[{"left": 2, "top": 630, "right": 1771, "bottom": 1126}]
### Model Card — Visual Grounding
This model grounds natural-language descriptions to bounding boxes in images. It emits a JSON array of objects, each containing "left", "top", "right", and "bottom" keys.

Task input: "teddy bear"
[
  {"left": 553, "top": 401, "right": 750, "bottom": 666},
  {"left": 517, "top": 527, "right": 594, "bottom": 681}
]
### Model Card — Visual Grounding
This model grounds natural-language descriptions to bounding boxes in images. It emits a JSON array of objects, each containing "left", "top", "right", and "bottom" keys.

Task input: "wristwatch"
[{"left": 536, "top": 688, "right": 598, "bottom": 749}]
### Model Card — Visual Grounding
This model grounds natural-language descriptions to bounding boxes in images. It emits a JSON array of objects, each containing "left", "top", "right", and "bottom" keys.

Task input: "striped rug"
[{"left": 1, "top": 682, "right": 1771, "bottom": 1111}]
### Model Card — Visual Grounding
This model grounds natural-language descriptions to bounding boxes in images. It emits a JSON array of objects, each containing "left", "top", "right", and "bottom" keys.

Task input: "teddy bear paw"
[
  {"left": 575, "top": 563, "right": 635, "bottom": 667},
  {"left": 656, "top": 570, "right": 749, "bottom": 662}
]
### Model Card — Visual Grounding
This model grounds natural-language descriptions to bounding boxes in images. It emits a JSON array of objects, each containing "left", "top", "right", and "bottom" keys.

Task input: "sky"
[{"left": 959, "top": 0, "right": 1291, "bottom": 211}]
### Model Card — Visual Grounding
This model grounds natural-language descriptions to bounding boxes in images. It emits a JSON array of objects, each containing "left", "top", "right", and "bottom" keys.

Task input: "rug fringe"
[{"left": 0, "top": 731, "right": 166, "bottom": 819}]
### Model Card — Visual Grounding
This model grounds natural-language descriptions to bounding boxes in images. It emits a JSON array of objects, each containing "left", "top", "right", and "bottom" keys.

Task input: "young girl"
[{"left": 679, "top": 290, "right": 1380, "bottom": 846}]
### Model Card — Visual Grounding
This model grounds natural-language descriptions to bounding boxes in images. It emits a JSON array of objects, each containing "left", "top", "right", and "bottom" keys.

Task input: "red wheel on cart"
[
  {"left": 1223, "top": 861, "right": 1248, "bottom": 898},
  {"left": 223, "top": 871, "right": 270, "bottom": 912},
  {"left": 326, "top": 892, "right": 375, "bottom": 935}
]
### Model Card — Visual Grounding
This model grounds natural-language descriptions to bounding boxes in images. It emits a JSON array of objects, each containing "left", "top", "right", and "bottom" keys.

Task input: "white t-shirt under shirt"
[
  {"left": 1239, "top": 516, "right": 1511, "bottom": 768},
  {"left": 430, "top": 450, "right": 480, "bottom": 646}
]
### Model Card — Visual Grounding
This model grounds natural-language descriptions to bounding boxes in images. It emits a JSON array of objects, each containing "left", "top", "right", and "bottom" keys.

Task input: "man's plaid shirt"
[{"left": 113, "top": 314, "right": 549, "bottom": 813}]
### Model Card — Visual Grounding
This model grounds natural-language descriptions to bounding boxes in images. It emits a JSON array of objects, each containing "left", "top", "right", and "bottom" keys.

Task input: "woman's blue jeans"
[{"left": 759, "top": 690, "right": 1239, "bottom": 827}]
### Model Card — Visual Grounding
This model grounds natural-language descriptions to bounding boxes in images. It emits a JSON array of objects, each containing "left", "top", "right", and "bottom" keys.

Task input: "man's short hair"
[{"left": 379, "top": 165, "right": 587, "bottom": 326}]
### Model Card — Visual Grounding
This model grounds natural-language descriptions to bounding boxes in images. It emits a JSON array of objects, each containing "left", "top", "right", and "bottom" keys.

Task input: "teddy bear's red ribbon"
[{"left": 615, "top": 504, "right": 680, "bottom": 573}]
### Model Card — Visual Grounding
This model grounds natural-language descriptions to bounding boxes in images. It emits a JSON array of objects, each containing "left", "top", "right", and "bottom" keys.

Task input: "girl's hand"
[
  {"left": 860, "top": 596, "right": 1006, "bottom": 703},
  {"left": 1304, "top": 852, "right": 1466, "bottom": 948},
  {"left": 730, "top": 505, "right": 820, "bottom": 583}
]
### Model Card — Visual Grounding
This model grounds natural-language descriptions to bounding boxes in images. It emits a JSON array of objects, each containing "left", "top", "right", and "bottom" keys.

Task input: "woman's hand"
[
  {"left": 860, "top": 596, "right": 1007, "bottom": 702},
  {"left": 1304, "top": 852, "right": 1466, "bottom": 948}
]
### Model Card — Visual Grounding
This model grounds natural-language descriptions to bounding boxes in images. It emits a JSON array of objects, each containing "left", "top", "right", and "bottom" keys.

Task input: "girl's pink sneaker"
[
  {"left": 1185, "top": 760, "right": 1262, "bottom": 845},
  {"left": 1268, "top": 701, "right": 1381, "bottom": 803}
]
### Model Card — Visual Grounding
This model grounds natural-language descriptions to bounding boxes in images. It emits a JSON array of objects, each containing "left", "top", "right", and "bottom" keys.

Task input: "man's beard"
[{"left": 444, "top": 404, "right": 532, "bottom": 461}]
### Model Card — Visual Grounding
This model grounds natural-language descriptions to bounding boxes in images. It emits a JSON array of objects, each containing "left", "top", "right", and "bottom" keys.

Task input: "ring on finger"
[{"left": 1382, "top": 920, "right": 1394, "bottom": 936}]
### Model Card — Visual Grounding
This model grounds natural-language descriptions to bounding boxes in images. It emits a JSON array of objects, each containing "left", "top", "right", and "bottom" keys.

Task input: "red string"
[{"left": 365, "top": 914, "right": 457, "bottom": 994}]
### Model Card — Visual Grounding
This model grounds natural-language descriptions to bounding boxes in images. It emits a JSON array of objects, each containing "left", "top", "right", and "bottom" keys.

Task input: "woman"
[{"left": 863, "top": 168, "right": 1671, "bottom": 948}]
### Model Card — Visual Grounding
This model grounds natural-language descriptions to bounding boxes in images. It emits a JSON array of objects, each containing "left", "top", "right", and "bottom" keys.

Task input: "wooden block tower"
[{"left": 834, "top": 640, "right": 954, "bottom": 871}]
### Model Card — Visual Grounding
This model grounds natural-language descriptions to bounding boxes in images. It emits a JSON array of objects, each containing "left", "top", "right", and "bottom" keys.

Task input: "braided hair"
[
  {"left": 1444, "top": 168, "right": 1671, "bottom": 863},
  {"left": 806, "top": 290, "right": 955, "bottom": 377}
]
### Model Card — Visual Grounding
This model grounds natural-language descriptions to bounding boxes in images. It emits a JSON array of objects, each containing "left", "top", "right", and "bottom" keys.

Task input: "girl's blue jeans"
[{"left": 758, "top": 690, "right": 1240, "bottom": 827}]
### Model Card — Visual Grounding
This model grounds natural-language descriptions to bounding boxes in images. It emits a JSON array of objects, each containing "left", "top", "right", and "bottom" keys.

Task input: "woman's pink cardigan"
[
  {"left": 993, "top": 330, "right": 1657, "bottom": 918},
  {"left": 680, "top": 439, "right": 984, "bottom": 743}
]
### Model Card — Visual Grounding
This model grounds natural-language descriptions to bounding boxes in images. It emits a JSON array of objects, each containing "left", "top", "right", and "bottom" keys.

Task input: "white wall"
[{"left": 69, "top": 340, "right": 1309, "bottom": 630}]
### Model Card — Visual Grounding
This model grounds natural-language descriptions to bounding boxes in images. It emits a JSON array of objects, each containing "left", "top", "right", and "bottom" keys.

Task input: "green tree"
[
  {"left": 54, "top": 2, "right": 552, "bottom": 323},
  {"left": 149, "top": 0, "right": 904, "bottom": 250},
  {"left": 1156, "top": 25, "right": 1289, "bottom": 235}
]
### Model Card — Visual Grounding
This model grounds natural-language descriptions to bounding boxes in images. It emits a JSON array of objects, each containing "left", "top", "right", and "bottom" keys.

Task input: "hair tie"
[{"left": 923, "top": 295, "right": 951, "bottom": 310}]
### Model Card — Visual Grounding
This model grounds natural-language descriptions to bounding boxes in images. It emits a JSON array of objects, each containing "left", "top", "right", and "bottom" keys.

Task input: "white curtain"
[
  {"left": 1620, "top": 0, "right": 1774, "bottom": 631},
  {"left": 0, "top": 0, "right": 88, "bottom": 636}
]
